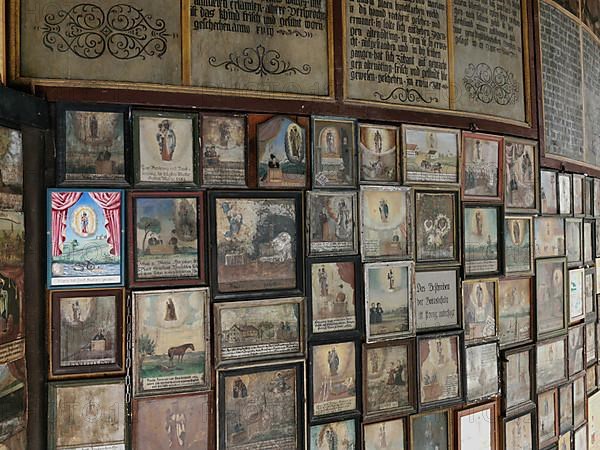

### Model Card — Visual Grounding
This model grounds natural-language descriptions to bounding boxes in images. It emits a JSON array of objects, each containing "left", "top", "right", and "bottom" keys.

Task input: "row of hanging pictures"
[{"left": 39, "top": 105, "right": 600, "bottom": 450}]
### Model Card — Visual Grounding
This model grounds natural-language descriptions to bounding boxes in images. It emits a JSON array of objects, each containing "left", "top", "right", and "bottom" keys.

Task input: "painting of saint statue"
[
  {"left": 133, "top": 288, "right": 210, "bottom": 396},
  {"left": 536, "top": 337, "right": 567, "bottom": 391},
  {"left": 49, "top": 289, "right": 124, "bottom": 378},
  {"left": 364, "top": 261, "right": 415, "bottom": 342},
  {"left": 359, "top": 124, "right": 400, "bottom": 184},
  {"left": 0, "top": 125, "right": 23, "bottom": 210},
  {"left": 312, "top": 116, "right": 357, "bottom": 188},
  {"left": 364, "top": 418, "right": 406, "bottom": 450},
  {"left": 415, "top": 191, "right": 458, "bottom": 263},
  {"left": 463, "top": 206, "right": 500, "bottom": 276},
  {"left": 310, "top": 341, "right": 358, "bottom": 418},
  {"left": 210, "top": 192, "right": 302, "bottom": 300},
  {"left": 134, "top": 110, "right": 198, "bottom": 186},
  {"left": 307, "top": 191, "right": 358, "bottom": 255},
  {"left": 308, "top": 259, "right": 358, "bottom": 336},
  {"left": 310, "top": 419, "right": 356, "bottom": 450},
  {"left": 257, "top": 116, "right": 307, "bottom": 188},
  {"left": 360, "top": 186, "right": 412, "bottom": 260},
  {"left": 504, "top": 412, "right": 534, "bottom": 450},
  {"left": 402, "top": 125, "right": 460, "bottom": 185},
  {"left": 536, "top": 258, "right": 568, "bottom": 339},
  {"left": 537, "top": 388, "right": 558, "bottom": 448},
  {"left": 0, "top": 340, "right": 26, "bottom": 443},
  {"left": 410, "top": 410, "right": 451, "bottom": 450},
  {"left": 541, "top": 170, "right": 559, "bottom": 214},
  {"left": 130, "top": 192, "right": 204, "bottom": 286},
  {"left": 498, "top": 277, "right": 532, "bottom": 347},
  {"left": 463, "top": 279, "right": 497, "bottom": 343},
  {"left": 218, "top": 362, "right": 304, "bottom": 450},
  {"left": 504, "top": 139, "right": 537, "bottom": 212},
  {"left": 504, "top": 216, "right": 533, "bottom": 275},
  {"left": 0, "top": 270, "right": 23, "bottom": 345},
  {"left": 535, "top": 217, "right": 565, "bottom": 258},
  {"left": 462, "top": 133, "right": 503, "bottom": 201},
  {"left": 133, "top": 393, "right": 210, "bottom": 450},
  {"left": 58, "top": 105, "right": 127, "bottom": 184},
  {"left": 503, "top": 348, "right": 533, "bottom": 413},
  {"left": 200, "top": 114, "right": 247, "bottom": 187},
  {"left": 47, "top": 189, "right": 124, "bottom": 288}
]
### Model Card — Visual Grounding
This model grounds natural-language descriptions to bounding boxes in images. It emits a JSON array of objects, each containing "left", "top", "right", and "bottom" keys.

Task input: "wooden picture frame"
[
  {"left": 311, "top": 116, "right": 357, "bottom": 189},
  {"left": 463, "top": 204, "right": 502, "bottom": 277},
  {"left": 359, "top": 185, "right": 413, "bottom": 261},
  {"left": 465, "top": 342, "right": 499, "bottom": 403},
  {"left": 48, "top": 288, "right": 125, "bottom": 379},
  {"left": 132, "top": 392, "right": 212, "bottom": 450},
  {"left": 573, "top": 373, "right": 587, "bottom": 429},
  {"left": 306, "top": 255, "right": 361, "bottom": 341},
  {"left": 536, "top": 335, "right": 568, "bottom": 392},
  {"left": 569, "top": 323, "right": 585, "bottom": 377},
  {"left": 565, "top": 218, "right": 584, "bottom": 267},
  {"left": 416, "top": 331, "right": 464, "bottom": 410},
  {"left": 306, "top": 190, "right": 359, "bottom": 256},
  {"left": 54, "top": 102, "right": 130, "bottom": 187},
  {"left": 208, "top": 190, "right": 304, "bottom": 301},
  {"left": 558, "top": 172, "right": 573, "bottom": 216},
  {"left": 128, "top": 191, "right": 206, "bottom": 288},
  {"left": 362, "top": 339, "right": 417, "bottom": 420},
  {"left": 569, "top": 268, "right": 586, "bottom": 324},
  {"left": 502, "top": 408, "right": 536, "bottom": 450},
  {"left": 47, "top": 379, "right": 127, "bottom": 450},
  {"left": 132, "top": 287, "right": 211, "bottom": 397},
  {"left": 534, "top": 216, "right": 566, "bottom": 258},
  {"left": 310, "top": 418, "right": 359, "bottom": 450},
  {"left": 584, "top": 176, "right": 594, "bottom": 218},
  {"left": 401, "top": 125, "right": 461, "bottom": 187},
  {"left": 498, "top": 276, "right": 534, "bottom": 349},
  {"left": 199, "top": 112, "right": 248, "bottom": 188},
  {"left": 559, "top": 382, "right": 574, "bottom": 435},
  {"left": 586, "top": 321, "right": 598, "bottom": 367},
  {"left": 358, "top": 123, "right": 400, "bottom": 185},
  {"left": 363, "top": 417, "right": 407, "bottom": 449},
  {"left": 462, "top": 277, "right": 498, "bottom": 344},
  {"left": 584, "top": 267, "right": 596, "bottom": 322},
  {"left": 504, "top": 137, "right": 539, "bottom": 213},
  {"left": 409, "top": 409, "right": 453, "bottom": 450},
  {"left": 537, "top": 388, "right": 559, "bottom": 449},
  {"left": 47, "top": 188, "right": 125, "bottom": 289},
  {"left": 217, "top": 360, "right": 305, "bottom": 450},
  {"left": 415, "top": 267, "right": 462, "bottom": 333},
  {"left": 462, "top": 132, "right": 504, "bottom": 202},
  {"left": 308, "top": 339, "right": 361, "bottom": 422},
  {"left": 0, "top": 124, "right": 23, "bottom": 211},
  {"left": 535, "top": 257, "right": 568, "bottom": 340},
  {"left": 0, "top": 339, "right": 27, "bottom": 441},
  {"left": 501, "top": 345, "right": 535, "bottom": 416},
  {"left": 540, "top": 169, "right": 559, "bottom": 215},
  {"left": 593, "top": 178, "right": 600, "bottom": 218},
  {"left": 213, "top": 297, "right": 304, "bottom": 367},
  {"left": 414, "top": 189, "right": 460, "bottom": 265},
  {"left": 572, "top": 173, "right": 585, "bottom": 217},
  {"left": 132, "top": 109, "right": 200, "bottom": 187},
  {"left": 456, "top": 401, "right": 497, "bottom": 450},
  {"left": 583, "top": 218, "right": 595, "bottom": 264},
  {"left": 587, "top": 366, "right": 598, "bottom": 395},
  {"left": 504, "top": 215, "right": 534, "bottom": 276},
  {"left": 364, "top": 260, "right": 415, "bottom": 343}
]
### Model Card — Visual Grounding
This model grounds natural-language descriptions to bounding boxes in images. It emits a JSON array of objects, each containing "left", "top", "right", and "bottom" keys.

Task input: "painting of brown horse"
[{"left": 168, "top": 343, "right": 195, "bottom": 367}]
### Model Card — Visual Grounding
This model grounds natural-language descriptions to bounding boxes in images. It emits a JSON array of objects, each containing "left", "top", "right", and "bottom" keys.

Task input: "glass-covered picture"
[
  {"left": 504, "top": 216, "right": 533, "bottom": 275},
  {"left": 0, "top": 125, "right": 23, "bottom": 210},
  {"left": 463, "top": 278, "right": 497, "bottom": 343},
  {"left": 504, "top": 138, "right": 537, "bottom": 212},
  {"left": 359, "top": 124, "right": 400, "bottom": 184},
  {"left": 415, "top": 190, "right": 458, "bottom": 264},
  {"left": 310, "top": 419, "right": 356, "bottom": 450},
  {"left": 257, "top": 116, "right": 307, "bottom": 188},
  {"left": 541, "top": 169, "right": 558, "bottom": 214},
  {"left": 462, "top": 132, "right": 503, "bottom": 202},
  {"left": 47, "top": 189, "right": 124, "bottom": 288},
  {"left": 498, "top": 277, "right": 532, "bottom": 347},
  {"left": 463, "top": 206, "right": 500, "bottom": 276},
  {"left": 307, "top": 191, "right": 358, "bottom": 256},
  {"left": 312, "top": 116, "right": 357, "bottom": 188}
]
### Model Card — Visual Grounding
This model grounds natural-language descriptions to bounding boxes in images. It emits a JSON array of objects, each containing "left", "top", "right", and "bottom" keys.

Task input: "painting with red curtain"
[{"left": 47, "top": 189, "right": 123, "bottom": 288}]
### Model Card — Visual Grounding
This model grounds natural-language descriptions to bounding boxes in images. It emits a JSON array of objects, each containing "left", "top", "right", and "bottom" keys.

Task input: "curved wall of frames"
[{"left": 1, "top": 0, "right": 600, "bottom": 449}]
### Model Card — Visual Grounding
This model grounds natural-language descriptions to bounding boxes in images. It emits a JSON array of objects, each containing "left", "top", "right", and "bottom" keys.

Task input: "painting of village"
[
  {"left": 134, "top": 195, "right": 200, "bottom": 282},
  {"left": 214, "top": 196, "right": 299, "bottom": 294},
  {"left": 134, "top": 288, "right": 209, "bottom": 395},
  {"left": 310, "top": 261, "right": 356, "bottom": 335},
  {"left": 48, "top": 190, "right": 123, "bottom": 287},
  {"left": 359, "top": 124, "right": 399, "bottom": 183},
  {"left": 201, "top": 114, "right": 246, "bottom": 187},
  {"left": 64, "top": 110, "right": 125, "bottom": 182},
  {"left": 216, "top": 298, "right": 302, "bottom": 364},
  {"left": 258, "top": 116, "right": 306, "bottom": 188},
  {"left": 403, "top": 126, "right": 460, "bottom": 184},
  {"left": 0, "top": 126, "right": 23, "bottom": 210},
  {"left": 312, "top": 117, "right": 356, "bottom": 188},
  {"left": 222, "top": 365, "right": 301, "bottom": 449}
]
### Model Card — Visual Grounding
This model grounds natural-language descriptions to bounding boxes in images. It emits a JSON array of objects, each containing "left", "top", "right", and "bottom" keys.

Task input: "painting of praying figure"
[{"left": 307, "top": 191, "right": 358, "bottom": 255}]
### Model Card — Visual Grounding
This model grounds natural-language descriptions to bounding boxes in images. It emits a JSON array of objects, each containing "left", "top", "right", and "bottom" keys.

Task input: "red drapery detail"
[
  {"left": 51, "top": 192, "right": 82, "bottom": 257},
  {"left": 89, "top": 192, "right": 121, "bottom": 256}
]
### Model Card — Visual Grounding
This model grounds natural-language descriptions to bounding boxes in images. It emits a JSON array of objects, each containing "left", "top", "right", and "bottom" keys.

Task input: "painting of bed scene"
[
  {"left": 216, "top": 298, "right": 301, "bottom": 364},
  {"left": 215, "top": 196, "right": 299, "bottom": 293},
  {"left": 312, "top": 117, "right": 356, "bottom": 188},
  {"left": 359, "top": 124, "right": 399, "bottom": 183},
  {"left": 222, "top": 365, "right": 301, "bottom": 449},
  {"left": 258, "top": 116, "right": 306, "bottom": 188},
  {"left": 0, "top": 126, "right": 23, "bottom": 210},
  {"left": 134, "top": 195, "right": 200, "bottom": 281},
  {"left": 201, "top": 114, "right": 246, "bottom": 187},
  {"left": 64, "top": 110, "right": 125, "bottom": 182},
  {"left": 134, "top": 288, "right": 208, "bottom": 395},
  {"left": 48, "top": 190, "right": 123, "bottom": 287}
]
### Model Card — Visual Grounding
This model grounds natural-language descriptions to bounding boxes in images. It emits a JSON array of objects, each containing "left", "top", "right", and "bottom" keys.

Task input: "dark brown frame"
[
  {"left": 504, "top": 215, "right": 534, "bottom": 277},
  {"left": 534, "top": 217, "right": 566, "bottom": 259},
  {"left": 572, "top": 173, "right": 585, "bottom": 217},
  {"left": 414, "top": 266, "right": 462, "bottom": 333},
  {"left": 540, "top": 169, "right": 560, "bottom": 215},
  {"left": 363, "top": 417, "right": 407, "bottom": 450},
  {"left": 559, "top": 381, "right": 574, "bottom": 435},
  {"left": 456, "top": 401, "right": 498, "bottom": 450},
  {"left": 310, "top": 418, "right": 360, "bottom": 449},
  {"left": 583, "top": 218, "right": 596, "bottom": 264},
  {"left": 462, "top": 204, "right": 503, "bottom": 278},
  {"left": 502, "top": 408, "right": 537, "bottom": 450},
  {"left": 586, "top": 321, "right": 598, "bottom": 368},
  {"left": 535, "top": 257, "right": 569, "bottom": 340},
  {"left": 498, "top": 276, "right": 534, "bottom": 349},
  {"left": 504, "top": 137, "right": 540, "bottom": 214},
  {"left": 462, "top": 277, "right": 499, "bottom": 344},
  {"left": 537, "top": 387, "right": 559, "bottom": 449},
  {"left": 501, "top": 344, "right": 536, "bottom": 417},
  {"left": 357, "top": 123, "right": 401, "bottom": 185},
  {"left": 465, "top": 342, "right": 500, "bottom": 403},
  {"left": 536, "top": 335, "right": 569, "bottom": 392},
  {"left": 558, "top": 172, "right": 573, "bottom": 216},
  {"left": 569, "top": 323, "right": 586, "bottom": 377},
  {"left": 572, "top": 373, "right": 587, "bottom": 429},
  {"left": 409, "top": 409, "right": 454, "bottom": 450},
  {"left": 127, "top": 191, "right": 206, "bottom": 288},
  {"left": 362, "top": 339, "right": 417, "bottom": 421},
  {"left": 565, "top": 218, "right": 584, "bottom": 268},
  {"left": 48, "top": 288, "right": 125, "bottom": 379},
  {"left": 461, "top": 132, "right": 504, "bottom": 203}
]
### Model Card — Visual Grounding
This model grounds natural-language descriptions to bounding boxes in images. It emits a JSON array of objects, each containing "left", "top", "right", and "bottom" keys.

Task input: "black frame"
[
  {"left": 415, "top": 266, "right": 462, "bottom": 333},
  {"left": 501, "top": 344, "right": 536, "bottom": 417},
  {"left": 306, "top": 255, "right": 362, "bottom": 341},
  {"left": 307, "top": 338, "right": 362, "bottom": 423},
  {"left": 208, "top": 190, "right": 304, "bottom": 301},
  {"left": 537, "top": 387, "right": 559, "bottom": 449},
  {"left": 559, "top": 381, "right": 574, "bottom": 435},
  {"left": 462, "top": 204, "right": 503, "bottom": 278},
  {"left": 54, "top": 102, "right": 131, "bottom": 187},
  {"left": 199, "top": 112, "right": 249, "bottom": 188},
  {"left": 216, "top": 360, "right": 305, "bottom": 449}
]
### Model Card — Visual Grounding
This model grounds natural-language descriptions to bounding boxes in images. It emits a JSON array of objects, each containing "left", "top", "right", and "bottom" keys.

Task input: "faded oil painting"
[{"left": 0, "top": 127, "right": 23, "bottom": 210}]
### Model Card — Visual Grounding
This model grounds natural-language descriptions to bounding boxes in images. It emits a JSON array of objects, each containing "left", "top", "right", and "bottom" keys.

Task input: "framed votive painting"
[
  {"left": 133, "top": 110, "right": 199, "bottom": 186},
  {"left": 498, "top": 277, "right": 533, "bottom": 348},
  {"left": 128, "top": 191, "right": 205, "bottom": 287},
  {"left": 409, "top": 409, "right": 452, "bottom": 450},
  {"left": 310, "top": 419, "right": 358, "bottom": 450},
  {"left": 47, "top": 189, "right": 124, "bottom": 288},
  {"left": 463, "top": 205, "right": 501, "bottom": 277},
  {"left": 456, "top": 402, "right": 497, "bottom": 450},
  {"left": 502, "top": 345, "right": 535, "bottom": 415},
  {"left": 359, "top": 123, "right": 400, "bottom": 184},
  {"left": 364, "top": 418, "right": 406, "bottom": 450},
  {"left": 504, "top": 216, "right": 533, "bottom": 276},
  {"left": 462, "top": 278, "right": 498, "bottom": 343},
  {"left": 312, "top": 116, "right": 357, "bottom": 188},
  {"left": 0, "top": 125, "right": 23, "bottom": 210},
  {"left": 504, "top": 138, "right": 538, "bottom": 213},
  {"left": 49, "top": 288, "right": 125, "bottom": 379},
  {"left": 462, "top": 132, "right": 503, "bottom": 202}
]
